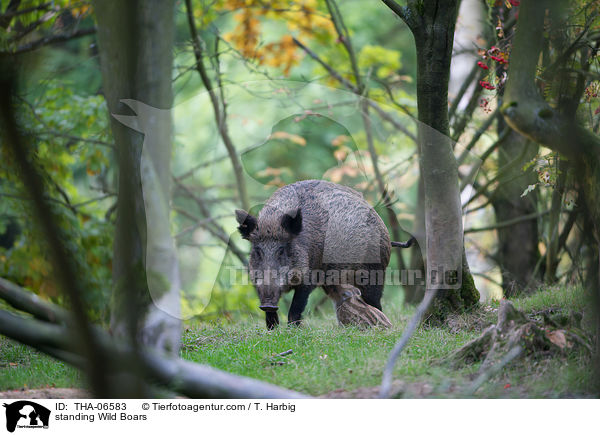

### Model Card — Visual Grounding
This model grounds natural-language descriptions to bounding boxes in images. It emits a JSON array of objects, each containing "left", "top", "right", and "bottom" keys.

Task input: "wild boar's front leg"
[{"left": 288, "top": 286, "right": 312, "bottom": 326}]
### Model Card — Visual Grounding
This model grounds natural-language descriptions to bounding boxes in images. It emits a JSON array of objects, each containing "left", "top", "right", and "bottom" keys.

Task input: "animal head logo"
[{"left": 2, "top": 401, "right": 51, "bottom": 433}]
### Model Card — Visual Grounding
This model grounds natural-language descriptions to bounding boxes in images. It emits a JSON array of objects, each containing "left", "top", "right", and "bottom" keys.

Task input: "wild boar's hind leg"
[
  {"left": 326, "top": 284, "right": 392, "bottom": 328},
  {"left": 360, "top": 282, "right": 384, "bottom": 311}
]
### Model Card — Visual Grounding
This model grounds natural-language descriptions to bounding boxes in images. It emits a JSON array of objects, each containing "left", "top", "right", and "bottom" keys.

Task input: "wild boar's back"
[{"left": 258, "top": 180, "right": 391, "bottom": 269}]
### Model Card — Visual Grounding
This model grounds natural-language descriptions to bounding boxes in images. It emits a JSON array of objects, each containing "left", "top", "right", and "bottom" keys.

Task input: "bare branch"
[
  {"left": 0, "top": 309, "right": 67, "bottom": 350},
  {"left": 448, "top": 61, "right": 480, "bottom": 123},
  {"left": 184, "top": 0, "right": 249, "bottom": 211},
  {"left": 451, "top": 76, "right": 485, "bottom": 141},
  {"left": 361, "top": 101, "right": 407, "bottom": 271},
  {"left": 325, "top": 0, "right": 362, "bottom": 91},
  {"left": 174, "top": 141, "right": 264, "bottom": 182},
  {"left": 3, "top": 27, "right": 96, "bottom": 55},
  {"left": 465, "top": 345, "right": 523, "bottom": 395},
  {"left": 0, "top": 0, "right": 22, "bottom": 29},
  {"left": 459, "top": 125, "right": 509, "bottom": 193},
  {"left": 172, "top": 177, "right": 248, "bottom": 265},
  {"left": 0, "top": 2, "right": 51, "bottom": 21},
  {"left": 457, "top": 112, "right": 503, "bottom": 166},
  {"left": 380, "top": 0, "right": 419, "bottom": 33},
  {"left": 293, "top": 37, "right": 417, "bottom": 142},
  {"left": 293, "top": 36, "right": 358, "bottom": 92},
  {"left": 464, "top": 142, "right": 534, "bottom": 208},
  {"left": 464, "top": 210, "right": 550, "bottom": 234}
]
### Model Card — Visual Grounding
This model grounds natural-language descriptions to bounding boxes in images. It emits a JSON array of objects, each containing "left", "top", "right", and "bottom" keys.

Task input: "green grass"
[
  {"left": 0, "top": 341, "right": 83, "bottom": 391},
  {"left": 0, "top": 285, "right": 595, "bottom": 397},
  {"left": 512, "top": 284, "right": 587, "bottom": 313},
  {"left": 181, "top": 316, "right": 480, "bottom": 396}
]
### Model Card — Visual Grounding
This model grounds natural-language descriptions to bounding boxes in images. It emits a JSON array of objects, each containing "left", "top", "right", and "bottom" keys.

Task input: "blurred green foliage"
[
  {"left": 1, "top": 0, "right": 596, "bottom": 325},
  {"left": 0, "top": 80, "right": 113, "bottom": 322}
]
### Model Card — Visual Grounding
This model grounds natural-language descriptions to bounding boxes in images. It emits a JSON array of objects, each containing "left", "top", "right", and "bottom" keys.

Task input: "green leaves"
[
  {"left": 358, "top": 44, "right": 402, "bottom": 79},
  {"left": 0, "top": 82, "right": 113, "bottom": 323}
]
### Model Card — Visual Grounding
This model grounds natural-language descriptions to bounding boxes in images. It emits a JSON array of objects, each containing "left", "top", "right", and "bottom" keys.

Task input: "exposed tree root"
[{"left": 452, "top": 300, "right": 591, "bottom": 376}]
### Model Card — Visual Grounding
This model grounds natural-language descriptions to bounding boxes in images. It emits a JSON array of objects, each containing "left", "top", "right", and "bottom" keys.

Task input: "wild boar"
[{"left": 235, "top": 179, "right": 413, "bottom": 329}]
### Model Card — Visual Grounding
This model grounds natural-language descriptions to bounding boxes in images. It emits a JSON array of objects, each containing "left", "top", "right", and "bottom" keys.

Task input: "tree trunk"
[
  {"left": 501, "top": 0, "right": 600, "bottom": 263},
  {"left": 501, "top": 0, "right": 600, "bottom": 392},
  {"left": 487, "top": 4, "right": 540, "bottom": 297},
  {"left": 404, "top": 173, "right": 425, "bottom": 304},
  {"left": 491, "top": 126, "right": 540, "bottom": 296},
  {"left": 384, "top": 0, "right": 480, "bottom": 317},
  {"left": 93, "top": 0, "right": 181, "bottom": 361}
]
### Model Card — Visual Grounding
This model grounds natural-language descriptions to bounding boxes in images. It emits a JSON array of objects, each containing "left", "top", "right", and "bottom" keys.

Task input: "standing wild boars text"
[{"left": 235, "top": 180, "right": 411, "bottom": 329}]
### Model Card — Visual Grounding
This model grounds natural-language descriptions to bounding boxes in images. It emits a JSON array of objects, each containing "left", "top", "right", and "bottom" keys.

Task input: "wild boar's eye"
[
  {"left": 276, "top": 246, "right": 286, "bottom": 259},
  {"left": 252, "top": 247, "right": 263, "bottom": 261}
]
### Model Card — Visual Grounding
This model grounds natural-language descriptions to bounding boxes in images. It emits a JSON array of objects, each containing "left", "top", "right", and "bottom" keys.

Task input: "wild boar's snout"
[
  {"left": 257, "top": 285, "right": 282, "bottom": 311},
  {"left": 259, "top": 304, "right": 279, "bottom": 312}
]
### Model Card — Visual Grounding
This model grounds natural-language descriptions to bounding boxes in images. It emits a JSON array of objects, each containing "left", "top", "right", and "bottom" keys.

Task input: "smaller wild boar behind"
[{"left": 235, "top": 180, "right": 394, "bottom": 329}]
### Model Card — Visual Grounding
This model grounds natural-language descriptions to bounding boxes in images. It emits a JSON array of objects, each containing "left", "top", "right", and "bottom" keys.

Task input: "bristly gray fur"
[{"left": 235, "top": 180, "right": 393, "bottom": 329}]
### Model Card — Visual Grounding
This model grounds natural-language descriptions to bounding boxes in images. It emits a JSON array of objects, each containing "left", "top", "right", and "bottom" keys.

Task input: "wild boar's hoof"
[
  {"left": 287, "top": 318, "right": 302, "bottom": 327},
  {"left": 265, "top": 311, "right": 279, "bottom": 329}
]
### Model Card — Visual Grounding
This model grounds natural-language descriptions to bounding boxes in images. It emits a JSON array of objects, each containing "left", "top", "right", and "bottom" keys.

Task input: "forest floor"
[{"left": 0, "top": 285, "right": 596, "bottom": 398}]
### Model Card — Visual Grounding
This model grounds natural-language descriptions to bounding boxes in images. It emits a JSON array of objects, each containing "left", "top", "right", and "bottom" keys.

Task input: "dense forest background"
[{"left": 0, "top": 0, "right": 599, "bottom": 398}]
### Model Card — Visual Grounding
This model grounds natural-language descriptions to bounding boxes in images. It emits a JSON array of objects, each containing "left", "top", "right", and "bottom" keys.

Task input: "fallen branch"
[
  {"left": 0, "top": 277, "right": 68, "bottom": 324},
  {"left": 465, "top": 345, "right": 523, "bottom": 395},
  {"left": 379, "top": 289, "right": 437, "bottom": 398},
  {"left": 0, "top": 307, "right": 309, "bottom": 399},
  {"left": 275, "top": 349, "right": 293, "bottom": 357}
]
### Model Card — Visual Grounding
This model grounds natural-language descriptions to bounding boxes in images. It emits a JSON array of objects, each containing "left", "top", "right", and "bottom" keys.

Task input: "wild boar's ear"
[
  {"left": 235, "top": 209, "right": 257, "bottom": 239},
  {"left": 281, "top": 208, "right": 302, "bottom": 236}
]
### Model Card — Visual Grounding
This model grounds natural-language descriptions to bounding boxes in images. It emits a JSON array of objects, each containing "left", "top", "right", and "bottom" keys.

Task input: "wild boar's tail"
[{"left": 391, "top": 237, "right": 416, "bottom": 248}]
